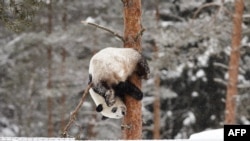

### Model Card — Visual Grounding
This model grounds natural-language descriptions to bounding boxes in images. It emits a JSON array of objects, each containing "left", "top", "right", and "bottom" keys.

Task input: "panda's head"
[{"left": 89, "top": 88, "right": 126, "bottom": 119}]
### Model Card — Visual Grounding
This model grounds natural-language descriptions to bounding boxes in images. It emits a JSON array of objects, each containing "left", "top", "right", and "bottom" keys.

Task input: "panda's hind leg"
[{"left": 114, "top": 81, "right": 143, "bottom": 101}]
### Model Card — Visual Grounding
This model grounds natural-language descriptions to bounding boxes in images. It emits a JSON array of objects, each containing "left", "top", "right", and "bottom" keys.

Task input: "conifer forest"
[{"left": 0, "top": 0, "right": 249, "bottom": 140}]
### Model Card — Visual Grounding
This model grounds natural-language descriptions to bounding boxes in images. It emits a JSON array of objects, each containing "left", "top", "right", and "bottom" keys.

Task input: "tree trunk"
[
  {"left": 62, "top": 0, "right": 67, "bottom": 31},
  {"left": 225, "top": 0, "right": 244, "bottom": 124},
  {"left": 152, "top": 40, "right": 160, "bottom": 139},
  {"left": 153, "top": 73, "right": 161, "bottom": 139},
  {"left": 47, "top": 46, "right": 53, "bottom": 137},
  {"left": 60, "top": 48, "right": 66, "bottom": 133},
  {"left": 47, "top": 0, "right": 53, "bottom": 137},
  {"left": 154, "top": 0, "right": 160, "bottom": 22},
  {"left": 47, "top": 0, "right": 52, "bottom": 34},
  {"left": 122, "top": 0, "right": 143, "bottom": 139}
]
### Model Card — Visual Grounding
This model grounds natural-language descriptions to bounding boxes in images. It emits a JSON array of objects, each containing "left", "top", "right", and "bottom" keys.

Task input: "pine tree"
[
  {"left": 47, "top": 0, "right": 54, "bottom": 137},
  {"left": 122, "top": 0, "right": 143, "bottom": 139},
  {"left": 225, "top": 0, "right": 244, "bottom": 124}
]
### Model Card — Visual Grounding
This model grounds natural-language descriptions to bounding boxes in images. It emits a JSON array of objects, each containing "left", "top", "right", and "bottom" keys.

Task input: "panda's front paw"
[{"left": 105, "top": 90, "right": 116, "bottom": 107}]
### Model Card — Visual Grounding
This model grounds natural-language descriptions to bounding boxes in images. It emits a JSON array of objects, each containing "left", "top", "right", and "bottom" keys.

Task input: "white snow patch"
[
  {"left": 161, "top": 21, "right": 174, "bottom": 28},
  {"left": 210, "top": 115, "right": 216, "bottom": 120},
  {"left": 142, "top": 96, "right": 155, "bottom": 106},
  {"left": 183, "top": 112, "right": 196, "bottom": 126},
  {"left": 0, "top": 137, "right": 75, "bottom": 141},
  {"left": 191, "top": 91, "right": 199, "bottom": 97},
  {"left": 160, "top": 88, "right": 178, "bottom": 99},
  {"left": 240, "top": 116, "right": 250, "bottom": 124},
  {"left": 187, "top": 61, "right": 194, "bottom": 68},
  {"left": 197, "top": 39, "right": 217, "bottom": 66},
  {"left": 196, "top": 69, "right": 205, "bottom": 78},
  {"left": 189, "top": 128, "right": 223, "bottom": 140},
  {"left": 167, "top": 110, "right": 173, "bottom": 117},
  {"left": 85, "top": 16, "right": 96, "bottom": 23}
]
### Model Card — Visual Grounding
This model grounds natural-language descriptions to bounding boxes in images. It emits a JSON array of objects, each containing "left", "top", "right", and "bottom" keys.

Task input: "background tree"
[
  {"left": 0, "top": 0, "right": 250, "bottom": 139},
  {"left": 225, "top": 0, "right": 244, "bottom": 124},
  {"left": 60, "top": 48, "right": 66, "bottom": 133},
  {"left": 47, "top": 0, "right": 54, "bottom": 137}
]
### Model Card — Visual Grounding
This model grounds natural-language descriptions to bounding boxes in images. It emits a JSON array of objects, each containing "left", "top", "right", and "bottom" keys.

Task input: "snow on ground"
[
  {"left": 0, "top": 129, "right": 224, "bottom": 140},
  {"left": 0, "top": 129, "right": 224, "bottom": 141},
  {"left": 0, "top": 137, "right": 75, "bottom": 141},
  {"left": 189, "top": 128, "right": 223, "bottom": 140}
]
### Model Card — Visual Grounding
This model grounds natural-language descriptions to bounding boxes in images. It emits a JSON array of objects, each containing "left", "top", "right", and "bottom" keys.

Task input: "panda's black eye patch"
[
  {"left": 111, "top": 107, "right": 118, "bottom": 113},
  {"left": 96, "top": 104, "right": 103, "bottom": 112}
]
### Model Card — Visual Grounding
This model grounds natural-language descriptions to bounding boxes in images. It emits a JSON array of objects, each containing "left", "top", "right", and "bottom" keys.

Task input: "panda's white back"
[
  {"left": 89, "top": 47, "right": 141, "bottom": 85},
  {"left": 89, "top": 88, "right": 126, "bottom": 119}
]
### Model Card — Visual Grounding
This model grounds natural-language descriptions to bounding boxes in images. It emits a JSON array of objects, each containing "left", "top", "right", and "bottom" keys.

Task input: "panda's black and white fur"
[
  {"left": 89, "top": 88, "right": 126, "bottom": 119},
  {"left": 88, "top": 47, "right": 149, "bottom": 119}
]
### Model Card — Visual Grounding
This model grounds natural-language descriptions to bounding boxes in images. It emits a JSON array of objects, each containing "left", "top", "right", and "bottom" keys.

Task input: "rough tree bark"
[
  {"left": 122, "top": 0, "right": 143, "bottom": 139},
  {"left": 225, "top": 0, "right": 244, "bottom": 124}
]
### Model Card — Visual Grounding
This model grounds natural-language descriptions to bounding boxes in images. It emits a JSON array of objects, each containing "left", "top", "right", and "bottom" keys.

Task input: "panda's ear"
[
  {"left": 88, "top": 74, "right": 92, "bottom": 84},
  {"left": 96, "top": 104, "right": 103, "bottom": 112},
  {"left": 101, "top": 116, "right": 108, "bottom": 120},
  {"left": 137, "top": 56, "right": 150, "bottom": 79}
]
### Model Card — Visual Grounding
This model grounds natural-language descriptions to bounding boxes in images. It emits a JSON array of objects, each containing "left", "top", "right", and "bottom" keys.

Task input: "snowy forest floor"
[
  {"left": 0, "top": 138, "right": 222, "bottom": 141},
  {"left": 1, "top": 128, "right": 224, "bottom": 141}
]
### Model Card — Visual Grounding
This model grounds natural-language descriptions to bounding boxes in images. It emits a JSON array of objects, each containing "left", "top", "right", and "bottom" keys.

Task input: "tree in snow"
[
  {"left": 225, "top": 0, "right": 244, "bottom": 124},
  {"left": 121, "top": 0, "right": 144, "bottom": 139}
]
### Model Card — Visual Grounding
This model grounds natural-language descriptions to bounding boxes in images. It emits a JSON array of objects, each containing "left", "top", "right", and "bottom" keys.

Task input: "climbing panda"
[
  {"left": 88, "top": 47, "right": 150, "bottom": 107},
  {"left": 89, "top": 88, "right": 126, "bottom": 119}
]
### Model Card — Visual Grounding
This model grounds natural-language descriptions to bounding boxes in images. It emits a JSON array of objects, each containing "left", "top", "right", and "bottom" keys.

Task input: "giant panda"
[
  {"left": 89, "top": 88, "right": 126, "bottom": 119},
  {"left": 88, "top": 47, "right": 150, "bottom": 107}
]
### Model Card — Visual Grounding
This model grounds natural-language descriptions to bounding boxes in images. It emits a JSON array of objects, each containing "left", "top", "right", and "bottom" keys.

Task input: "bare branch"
[
  {"left": 243, "top": 14, "right": 250, "bottom": 19},
  {"left": 193, "top": 1, "right": 233, "bottom": 19},
  {"left": 213, "top": 62, "right": 245, "bottom": 74},
  {"left": 193, "top": 2, "right": 221, "bottom": 19},
  {"left": 62, "top": 83, "right": 92, "bottom": 138},
  {"left": 214, "top": 78, "right": 227, "bottom": 86},
  {"left": 213, "top": 62, "right": 228, "bottom": 70},
  {"left": 214, "top": 78, "right": 250, "bottom": 89},
  {"left": 81, "top": 21, "right": 124, "bottom": 42},
  {"left": 238, "top": 83, "right": 250, "bottom": 89},
  {"left": 134, "top": 27, "right": 146, "bottom": 42}
]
